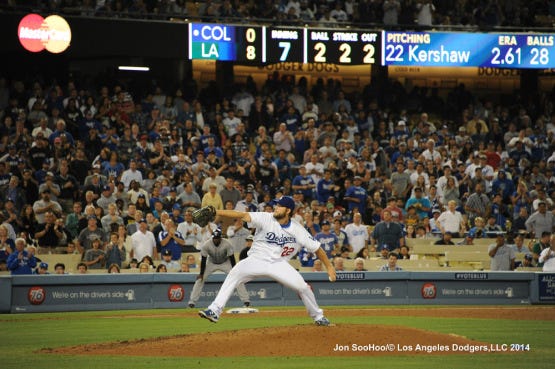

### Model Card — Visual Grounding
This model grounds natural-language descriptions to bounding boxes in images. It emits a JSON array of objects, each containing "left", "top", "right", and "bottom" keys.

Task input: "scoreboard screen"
[
  {"left": 188, "top": 23, "right": 380, "bottom": 65},
  {"left": 264, "top": 27, "right": 305, "bottom": 63},
  {"left": 188, "top": 24, "right": 553, "bottom": 69},
  {"left": 189, "top": 23, "right": 262, "bottom": 62},
  {"left": 382, "top": 31, "right": 555, "bottom": 69},
  {"left": 306, "top": 29, "right": 379, "bottom": 64}
]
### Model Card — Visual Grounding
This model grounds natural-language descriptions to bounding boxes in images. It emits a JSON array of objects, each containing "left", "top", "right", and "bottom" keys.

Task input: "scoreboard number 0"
[{"left": 245, "top": 28, "right": 256, "bottom": 42}]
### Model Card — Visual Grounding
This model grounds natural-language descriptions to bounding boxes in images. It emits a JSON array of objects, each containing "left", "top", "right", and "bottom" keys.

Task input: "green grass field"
[{"left": 1, "top": 306, "right": 553, "bottom": 369}]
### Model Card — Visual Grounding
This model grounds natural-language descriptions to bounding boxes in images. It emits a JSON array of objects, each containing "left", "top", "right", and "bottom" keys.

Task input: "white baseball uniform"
[
  {"left": 207, "top": 212, "right": 325, "bottom": 320},
  {"left": 188, "top": 238, "right": 250, "bottom": 306}
]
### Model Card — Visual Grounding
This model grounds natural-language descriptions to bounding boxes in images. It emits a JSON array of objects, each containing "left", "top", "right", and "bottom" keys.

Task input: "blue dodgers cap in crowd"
[
  {"left": 39, "top": 262, "right": 48, "bottom": 269},
  {"left": 275, "top": 196, "right": 296, "bottom": 212}
]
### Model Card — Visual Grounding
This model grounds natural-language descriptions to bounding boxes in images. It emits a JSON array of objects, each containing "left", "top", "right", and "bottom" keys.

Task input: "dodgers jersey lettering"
[{"left": 248, "top": 212, "right": 321, "bottom": 262}]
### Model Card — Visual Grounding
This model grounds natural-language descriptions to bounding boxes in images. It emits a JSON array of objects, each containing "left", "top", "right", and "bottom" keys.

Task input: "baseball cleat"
[
  {"left": 199, "top": 309, "right": 219, "bottom": 323},
  {"left": 314, "top": 317, "right": 331, "bottom": 326},
  {"left": 243, "top": 302, "right": 250, "bottom": 308},
  {"left": 188, "top": 303, "right": 195, "bottom": 308}
]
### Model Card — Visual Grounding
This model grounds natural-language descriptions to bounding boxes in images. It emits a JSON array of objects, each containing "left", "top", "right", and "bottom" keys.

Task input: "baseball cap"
[
  {"left": 524, "top": 254, "right": 533, "bottom": 261},
  {"left": 172, "top": 203, "right": 181, "bottom": 210},
  {"left": 321, "top": 220, "right": 330, "bottom": 226},
  {"left": 138, "top": 218, "right": 147, "bottom": 223},
  {"left": 103, "top": 185, "right": 111, "bottom": 191},
  {"left": 246, "top": 235, "right": 254, "bottom": 241},
  {"left": 46, "top": 171, "right": 54, "bottom": 177},
  {"left": 275, "top": 196, "right": 295, "bottom": 212},
  {"left": 137, "top": 194, "right": 146, "bottom": 199},
  {"left": 39, "top": 262, "right": 48, "bottom": 269},
  {"left": 212, "top": 228, "right": 222, "bottom": 239},
  {"left": 162, "top": 249, "right": 172, "bottom": 256}
]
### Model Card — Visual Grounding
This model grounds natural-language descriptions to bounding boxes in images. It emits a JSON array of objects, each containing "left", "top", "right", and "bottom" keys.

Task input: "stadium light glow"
[{"left": 118, "top": 66, "right": 150, "bottom": 71}]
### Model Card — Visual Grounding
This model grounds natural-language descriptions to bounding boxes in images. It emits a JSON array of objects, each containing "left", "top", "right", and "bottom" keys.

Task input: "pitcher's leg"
[
  {"left": 220, "top": 261, "right": 250, "bottom": 305},
  {"left": 208, "top": 258, "right": 256, "bottom": 316},
  {"left": 266, "top": 261, "right": 324, "bottom": 320}
]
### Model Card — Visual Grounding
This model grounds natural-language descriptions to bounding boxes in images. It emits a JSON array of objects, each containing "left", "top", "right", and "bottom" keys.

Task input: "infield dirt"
[{"left": 44, "top": 306, "right": 554, "bottom": 357}]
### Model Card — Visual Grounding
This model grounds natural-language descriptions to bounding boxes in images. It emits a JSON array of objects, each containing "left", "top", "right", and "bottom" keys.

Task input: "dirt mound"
[{"left": 46, "top": 324, "right": 498, "bottom": 357}]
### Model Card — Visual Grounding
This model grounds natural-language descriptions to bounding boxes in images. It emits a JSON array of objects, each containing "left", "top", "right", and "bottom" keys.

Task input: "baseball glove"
[{"left": 192, "top": 206, "right": 216, "bottom": 227}]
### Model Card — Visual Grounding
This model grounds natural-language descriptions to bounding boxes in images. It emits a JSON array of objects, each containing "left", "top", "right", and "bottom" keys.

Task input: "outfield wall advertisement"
[{"left": 3, "top": 272, "right": 550, "bottom": 313}]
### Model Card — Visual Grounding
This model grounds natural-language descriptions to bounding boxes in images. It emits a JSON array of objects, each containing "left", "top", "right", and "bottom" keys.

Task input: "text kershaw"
[{"left": 408, "top": 45, "right": 470, "bottom": 63}]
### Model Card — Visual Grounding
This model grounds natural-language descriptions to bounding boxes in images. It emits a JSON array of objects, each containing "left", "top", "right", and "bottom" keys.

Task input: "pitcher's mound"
[{"left": 46, "top": 324, "right": 498, "bottom": 357}]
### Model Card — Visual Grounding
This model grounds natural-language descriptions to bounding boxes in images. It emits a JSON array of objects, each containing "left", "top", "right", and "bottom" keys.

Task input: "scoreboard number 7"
[{"left": 278, "top": 41, "right": 291, "bottom": 61}]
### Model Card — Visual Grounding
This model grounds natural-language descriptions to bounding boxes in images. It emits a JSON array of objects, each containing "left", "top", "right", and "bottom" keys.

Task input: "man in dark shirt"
[
  {"left": 34, "top": 212, "right": 65, "bottom": 253},
  {"left": 434, "top": 231, "right": 455, "bottom": 245}
]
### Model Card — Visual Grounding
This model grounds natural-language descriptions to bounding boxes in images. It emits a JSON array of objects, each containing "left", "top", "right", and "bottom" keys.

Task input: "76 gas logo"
[
  {"left": 168, "top": 285, "right": 185, "bottom": 302},
  {"left": 421, "top": 283, "right": 437, "bottom": 299},
  {"left": 28, "top": 286, "right": 46, "bottom": 305}
]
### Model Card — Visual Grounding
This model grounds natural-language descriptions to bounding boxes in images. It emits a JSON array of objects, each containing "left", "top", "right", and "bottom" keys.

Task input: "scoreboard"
[
  {"left": 306, "top": 29, "right": 378, "bottom": 64},
  {"left": 188, "top": 23, "right": 554, "bottom": 69},
  {"left": 189, "top": 23, "right": 262, "bottom": 62},
  {"left": 188, "top": 23, "right": 380, "bottom": 65},
  {"left": 382, "top": 31, "right": 555, "bottom": 69}
]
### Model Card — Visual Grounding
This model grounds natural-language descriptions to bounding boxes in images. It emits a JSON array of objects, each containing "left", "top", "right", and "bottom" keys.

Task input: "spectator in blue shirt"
[{"left": 7, "top": 238, "right": 37, "bottom": 275}]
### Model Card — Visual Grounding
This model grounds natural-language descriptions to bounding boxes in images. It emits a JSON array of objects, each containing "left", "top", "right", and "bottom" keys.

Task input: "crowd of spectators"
[
  {"left": 0, "top": 61, "right": 554, "bottom": 274},
  {"left": 3, "top": 0, "right": 555, "bottom": 29}
]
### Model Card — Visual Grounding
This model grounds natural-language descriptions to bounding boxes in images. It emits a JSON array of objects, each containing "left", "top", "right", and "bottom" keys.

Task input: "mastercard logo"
[{"left": 18, "top": 14, "right": 71, "bottom": 53}]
